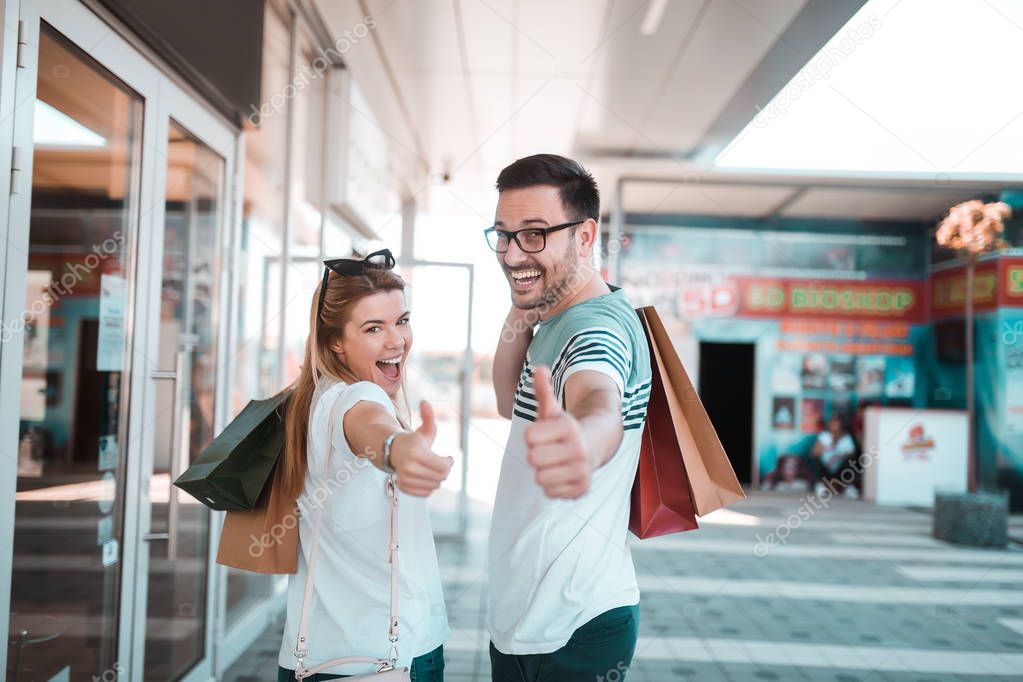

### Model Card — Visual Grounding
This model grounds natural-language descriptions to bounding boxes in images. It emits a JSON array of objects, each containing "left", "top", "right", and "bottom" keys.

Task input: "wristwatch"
[{"left": 382, "top": 431, "right": 401, "bottom": 474}]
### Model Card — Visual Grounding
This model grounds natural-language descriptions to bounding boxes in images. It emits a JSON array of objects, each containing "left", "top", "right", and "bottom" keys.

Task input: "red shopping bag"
[
  {"left": 629, "top": 307, "right": 745, "bottom": 539},
  {"left": 629, "top": 345, "right": 699, "bottom": 538}
]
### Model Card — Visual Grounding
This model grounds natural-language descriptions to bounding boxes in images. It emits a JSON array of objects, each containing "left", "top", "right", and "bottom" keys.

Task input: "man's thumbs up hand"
[
  {"left": 533, "top": 364, "right": 563, "bottom": 420},
  {"left": 388, "top": 401, "right": 453, "bottom": 497},
  {"left": 524, "top": 366, "right": 591, "bottom": 499}
]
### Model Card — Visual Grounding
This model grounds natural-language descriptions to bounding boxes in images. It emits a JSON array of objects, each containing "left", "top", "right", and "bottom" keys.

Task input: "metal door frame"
[{"left": 400, "top": 258, "right": 475, "bottom": 538}]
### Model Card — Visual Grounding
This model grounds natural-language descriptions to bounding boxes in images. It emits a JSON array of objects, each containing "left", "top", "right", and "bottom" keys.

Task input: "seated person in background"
[
  {"left": 811, "top": 414, "right": 859, "bottom": 497},
  {"left": 760, "top": 454, "right": 813, "bottom": 492}
]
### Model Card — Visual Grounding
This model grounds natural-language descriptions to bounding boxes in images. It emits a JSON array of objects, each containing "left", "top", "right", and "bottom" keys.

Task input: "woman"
[
  {"left": 811, "top": 414, "right": 858, "bottom": 497},
  {"left": 277, "top": 250, "right": 451, "bottom": 681},
  {"left": 761, "top": 454, "right": 813, "bottom": 492}
]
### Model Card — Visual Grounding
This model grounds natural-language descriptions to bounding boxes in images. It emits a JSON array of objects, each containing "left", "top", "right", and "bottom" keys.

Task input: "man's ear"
[{"left": 577, "top": 218, "right": 599, "bottom": 255}]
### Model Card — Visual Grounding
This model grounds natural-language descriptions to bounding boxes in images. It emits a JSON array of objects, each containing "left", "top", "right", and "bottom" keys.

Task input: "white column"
[{"left": 401, "top": 197, "right": 416, "bottom": 260}]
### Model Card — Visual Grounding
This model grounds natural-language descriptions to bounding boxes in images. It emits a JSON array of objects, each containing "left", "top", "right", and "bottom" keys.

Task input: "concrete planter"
[{"left": 932, "top": 490, "right": 1009, "bottom": 548}]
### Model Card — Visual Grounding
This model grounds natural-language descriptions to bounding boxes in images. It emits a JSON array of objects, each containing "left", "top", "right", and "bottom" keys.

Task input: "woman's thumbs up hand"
[{"left": 388, "top": 401, "right": 454, "bottom": 497}]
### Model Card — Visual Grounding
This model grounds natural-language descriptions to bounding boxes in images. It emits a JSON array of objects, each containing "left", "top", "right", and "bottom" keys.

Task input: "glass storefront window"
[
  {"left": 290, "top": 33, "right": 325, "bottom": 253},
  {"left": 323, "top": 214, "right": 355, "bottom": 258},
  {"left": 227, "top": 2, "right": 292, "bottom": 623},
  {"left": 7, "top": 24, "right": 142, "bottom": 681},
  {"left": 282, "top": 31, "right": 327, "bottom": 386}
]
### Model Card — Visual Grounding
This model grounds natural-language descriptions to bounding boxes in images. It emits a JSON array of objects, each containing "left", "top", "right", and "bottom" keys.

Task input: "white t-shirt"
[
  {"left": 487, "top": 288, "right": 651, "bottom": 655},
  {"left": 817, "top": 431, "right": 856, "bottom": 473},
  {"left": 277, "top": 380, "right": 449, "bottom": 675}
]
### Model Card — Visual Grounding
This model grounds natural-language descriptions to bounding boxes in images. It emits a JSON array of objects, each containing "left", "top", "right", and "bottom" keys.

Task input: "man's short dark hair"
[{"left": 495, "top": 154, "right": 599, "bottom": 222}]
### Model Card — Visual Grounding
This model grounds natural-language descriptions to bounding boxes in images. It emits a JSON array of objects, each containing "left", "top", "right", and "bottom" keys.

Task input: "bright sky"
[{"left": 715, "top": 0, "right": 1023, "bottom": 176}]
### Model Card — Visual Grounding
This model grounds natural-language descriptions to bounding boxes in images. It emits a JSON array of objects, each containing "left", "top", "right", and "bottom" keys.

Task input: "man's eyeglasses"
[
  {"left": 484, "top": 220, "right": 585, "bottom": 254},
  {"left": 317, "top": 249, "right": 396, "bottom": 322}
]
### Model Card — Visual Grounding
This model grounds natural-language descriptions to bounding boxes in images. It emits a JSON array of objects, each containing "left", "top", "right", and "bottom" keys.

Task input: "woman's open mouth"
[
  {"left": 376, "top": 356, "right": 402, "bottom": 381},
  {"left": 510, "top": 268, "right": 542, "bottom": 292}
]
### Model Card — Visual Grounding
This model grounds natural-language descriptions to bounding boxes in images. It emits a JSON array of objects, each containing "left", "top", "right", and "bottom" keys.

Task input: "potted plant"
[{"left": 932, "top": 199, "right": 1012, "bottom": 548}]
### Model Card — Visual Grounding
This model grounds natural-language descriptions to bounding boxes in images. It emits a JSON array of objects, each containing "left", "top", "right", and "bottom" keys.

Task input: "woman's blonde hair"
[{"left": 282, "top": 266, "right": 406, "bottom": 500}]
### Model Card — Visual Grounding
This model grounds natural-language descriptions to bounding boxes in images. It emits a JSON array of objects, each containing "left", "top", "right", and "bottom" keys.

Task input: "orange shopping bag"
[
  {"left": 630, "top": 307, "right": 745, "bottom": 539},
  {"left": 216, "top": 462, "right": 299, "bottom": 574}
]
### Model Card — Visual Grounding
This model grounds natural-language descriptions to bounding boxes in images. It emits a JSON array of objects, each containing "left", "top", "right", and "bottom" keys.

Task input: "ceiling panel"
[
  {"left": 316, "top": 0, "right": 427, "bottom": 171},
  {"left": 506, "top": 0, "right": 610, "bottom": 73},
  {"left": 642, "top": 0, "right": 807, "bottom": 153},
  {"left": 624, "top": 182, "right": 796, "bottom": 217},
  {"left": 588, "top": 0, "right": 706, "bottom": 78},
  {"left": 779, "top": 187, "right": 985, "bottom": 221},
  {"left": 366, "top": 0, "right": 462, "bottom": 70},
  {"left": 320, "top": 0, "right": 815, "bottom": 189},
  {"left": 574, "top": 0, "right": 709, "bottom": 155},
  {"left": 398, "top": 72, "right": 476, "bottom": 170}
]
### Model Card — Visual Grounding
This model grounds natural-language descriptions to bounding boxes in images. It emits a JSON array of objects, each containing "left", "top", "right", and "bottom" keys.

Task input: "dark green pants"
[
  {"left": 278, "top": 644, "right": 444, "bottom": 682},
  {"left": 490, "top": 604, "right": 639, "bottom": 682}
]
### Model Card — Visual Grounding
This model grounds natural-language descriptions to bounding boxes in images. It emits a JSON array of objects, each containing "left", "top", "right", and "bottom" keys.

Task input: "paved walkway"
[{"left": 224, "top": 492, "right": 1023, "bottom": 681}]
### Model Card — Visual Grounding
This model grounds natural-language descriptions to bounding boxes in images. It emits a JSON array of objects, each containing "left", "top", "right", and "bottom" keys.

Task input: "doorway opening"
[{"left": 698, "top": 342, "right": 755, "bottom": 485}]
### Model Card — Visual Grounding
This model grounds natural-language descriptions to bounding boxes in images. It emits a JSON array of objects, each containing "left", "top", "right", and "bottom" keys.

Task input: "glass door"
[
  {"left": 5, "top": 20, "right": 145, "bottom": 682},
  {"left": 129, "top": 63, "right": 236, "bottom": 682},
  {"left": 137, "top": 119, "right": 225, "bottom": 681}
]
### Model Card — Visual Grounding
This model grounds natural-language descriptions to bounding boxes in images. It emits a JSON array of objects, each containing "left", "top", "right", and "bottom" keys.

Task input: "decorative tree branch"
[{"left": 935, "top": 200, "right": 1012, "bottom": 492}]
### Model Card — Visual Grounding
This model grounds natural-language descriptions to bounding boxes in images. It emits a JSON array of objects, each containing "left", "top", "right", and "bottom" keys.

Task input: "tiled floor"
[{"left": 223, "top": 492, "right": 1023, "bottom": 681}]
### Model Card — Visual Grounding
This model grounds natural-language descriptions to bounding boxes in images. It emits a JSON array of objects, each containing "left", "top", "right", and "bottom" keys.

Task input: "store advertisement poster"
[
  {"left": 771, "top": 353, "right": 801, "bottom": 394},
  {"left": 800, "top": 353, "right": 828, "bottom": 390},
  {"left": 884, "top": 356, "right": 915, "bottom": 398},
  {"left": 829, "top": 356, "right": 856, "bottom": 394},
  {"left": 801, "top": 398, "right": 825, "bottom": 433},
  {"left": 772, "top": 397, "right": 796, "bottom": 430},
  {"left": 1004, "top": 312, "right": 1023, "bottom": 436},
  {"left": 857, "top": 356, "right": 886, "bottom": 397},
  {"left": 97, "top": 274, "right": 125, "bottom": 372}
]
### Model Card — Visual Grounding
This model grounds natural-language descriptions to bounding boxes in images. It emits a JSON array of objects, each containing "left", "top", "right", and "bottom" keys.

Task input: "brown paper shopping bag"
[
  {"left": 635, "top": 306, "right": 745, "bottom": 519},
  {"left": 629, "top": 316, "right": 699, "bottom": 538},
  {"left": 216, "top": 462, "right": 299, "bottom": 574}
]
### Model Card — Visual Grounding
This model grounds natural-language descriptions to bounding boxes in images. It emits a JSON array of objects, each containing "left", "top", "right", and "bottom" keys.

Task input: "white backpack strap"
[{"left": 293, "top": 391, "right": 402, "bottom": 678}]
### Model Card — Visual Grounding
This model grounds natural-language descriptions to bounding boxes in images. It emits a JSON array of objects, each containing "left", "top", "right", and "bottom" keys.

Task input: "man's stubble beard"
[{"left": 516, "top": 237, "right": 588, "bottom": 312}]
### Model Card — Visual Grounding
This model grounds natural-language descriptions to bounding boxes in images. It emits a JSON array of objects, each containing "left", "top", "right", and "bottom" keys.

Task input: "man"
[{"left": 485, "top": 154, "right": 651, "bottom": 681}]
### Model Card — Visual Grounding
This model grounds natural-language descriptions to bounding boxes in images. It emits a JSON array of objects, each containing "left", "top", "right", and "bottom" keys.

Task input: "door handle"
[
  {"left": 148, "top": 348, "right": 191, "bottom": 560},
  {"left": 167, "top": 348, "right": 191, "bottom": 561}
]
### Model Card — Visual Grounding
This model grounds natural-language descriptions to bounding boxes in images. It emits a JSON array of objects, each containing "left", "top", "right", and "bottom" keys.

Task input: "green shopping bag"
[{"left": 174, "top": 389, "right": 292, "bottom": 511}]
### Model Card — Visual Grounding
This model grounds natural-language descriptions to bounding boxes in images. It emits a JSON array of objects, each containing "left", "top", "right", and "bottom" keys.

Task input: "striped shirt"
[
  {"left": 487, "top": 286, "right": 652, "bottom": 655},
  {"left": 512, "top": 327, "right": 651, "bottom": 431}
]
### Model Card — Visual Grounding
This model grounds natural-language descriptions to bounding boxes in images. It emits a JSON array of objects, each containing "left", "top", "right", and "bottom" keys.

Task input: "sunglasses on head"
[{"left": 316, "top": 248, "right": 396, "bottom": 322}]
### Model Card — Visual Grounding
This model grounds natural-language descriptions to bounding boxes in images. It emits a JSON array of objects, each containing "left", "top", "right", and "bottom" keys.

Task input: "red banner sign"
[
  {"left": 930, "top": 256, "right": 1023, "bottom": 318},
  {"left": 732, "top": 277, "right": 926, "bottom": 323}
]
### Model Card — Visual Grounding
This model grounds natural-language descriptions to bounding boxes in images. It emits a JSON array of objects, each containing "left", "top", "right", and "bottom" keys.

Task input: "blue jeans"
[
  {"left": 278, "top": 645, "right": 444, "bottom": 682},
  {"left": 490, "top": 604, "right": 640, "bottom": 682}
]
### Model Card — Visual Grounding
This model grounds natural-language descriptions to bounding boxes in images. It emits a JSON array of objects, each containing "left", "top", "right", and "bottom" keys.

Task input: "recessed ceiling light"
[{"left": 641, "top": 0, "right": 669, "bottom": 36}]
